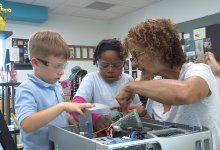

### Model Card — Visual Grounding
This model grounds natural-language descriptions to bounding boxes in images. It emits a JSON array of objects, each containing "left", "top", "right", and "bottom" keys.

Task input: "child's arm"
[
  {"left": 207, "top": 51, "right": 220, "bottom": 76},
  {"left": 72, "top": 96, "right": 112, "bottom": 131},
  {"left": 20, "top": 102, "right": 93, "bottom": 132},
  {"left": 71, "top": 96, "right": 102, "bottom": 124}
]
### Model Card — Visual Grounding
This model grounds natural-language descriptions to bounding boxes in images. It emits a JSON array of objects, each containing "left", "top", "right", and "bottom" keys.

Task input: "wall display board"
[
  {"left": 123, "top": 59, "right": 137, "bottom": 79},
  {"left": 11, "top": 38, "right": 29, "bottom": 63},
  {"left": 68, "top": 45, "right": 96, "bottom": 60},
  {"left": 132, "top": 70, "right": 137, "bottom": 79},
  {"left": 124, "top": 60, "right": 129, "bottom": 71},
  {"left": 131, "top": 63, "right": 137, "bottom": 79},
  {"left": 124, "top": 60, "right": 129, "bottom": 76},
  {"left": 206, "top": 24, "right": 220, "bottom": 61},
  {"left": 176, "top": 12, "right": 220, "bottom": 61}
]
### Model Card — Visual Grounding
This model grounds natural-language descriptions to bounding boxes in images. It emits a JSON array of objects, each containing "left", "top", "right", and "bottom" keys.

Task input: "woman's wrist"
[{"left": 139, "top": 109, "right": 147, "bottom": 117}]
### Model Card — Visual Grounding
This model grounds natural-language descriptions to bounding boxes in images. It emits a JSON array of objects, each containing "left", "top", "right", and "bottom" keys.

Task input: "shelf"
[
  {"left": 0, "top": 31, "right": 13, "bottom": 40},
  {"left": 13, "top": 62, "right": 33, "bottom": 70},
  {"left": 6, "top": 62, "right": 33, "bottom": 70},
  {"left": 0, "top": 82, "right": 21, "bottom": 86}
]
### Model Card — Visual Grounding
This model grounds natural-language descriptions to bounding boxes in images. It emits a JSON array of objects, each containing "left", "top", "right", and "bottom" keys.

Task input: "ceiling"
[{"left": 6, "top": 0, "right": 161, "bottom": 20}]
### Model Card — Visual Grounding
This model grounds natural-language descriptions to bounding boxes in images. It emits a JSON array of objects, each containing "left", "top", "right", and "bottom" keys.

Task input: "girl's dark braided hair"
[{"left": 93, "top": 38, "right": 127, "bottom": 66}]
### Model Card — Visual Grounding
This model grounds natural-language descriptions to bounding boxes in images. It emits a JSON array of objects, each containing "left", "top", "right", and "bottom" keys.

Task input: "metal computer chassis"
[{"left": 49, "top": 118, "right": 212, "bottom": 150}]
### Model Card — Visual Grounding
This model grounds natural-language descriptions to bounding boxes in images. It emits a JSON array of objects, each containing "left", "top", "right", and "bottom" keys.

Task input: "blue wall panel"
[{"left": 1, "top": 1, "right": 48, "bottom": 23}]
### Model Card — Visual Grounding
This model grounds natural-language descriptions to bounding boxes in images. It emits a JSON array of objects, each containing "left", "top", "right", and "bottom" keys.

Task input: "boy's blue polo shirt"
[{"left": 15, "top": 74, "right": 68, "bottom": 150}]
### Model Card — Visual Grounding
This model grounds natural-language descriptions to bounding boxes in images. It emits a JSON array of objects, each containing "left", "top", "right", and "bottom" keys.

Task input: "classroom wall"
[
  {"left": 176, "top": 12, "right": 220, "bottom": 61},
  {"left": 5, "top": 13, "right": 110, "bottom": 81},
  {"left": 108, "top": 0, "right": 220, "bottom": 38},
  {"left": 4, "top": 0, "right": 220, "bottom": 81},
  {"left": 107, "top": 0, "right": 220, "bottom": 77}
]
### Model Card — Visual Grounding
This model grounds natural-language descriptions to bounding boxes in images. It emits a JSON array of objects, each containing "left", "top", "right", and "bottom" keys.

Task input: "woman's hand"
[
  {"left": 127, "top": 104, "right": 147, "bottom": 117},
  {"left": 115, "top": 87, "right": 134, "bottom": 116},
  {"left": 111, "top": 104, "right": 147, "bottom": 117}
]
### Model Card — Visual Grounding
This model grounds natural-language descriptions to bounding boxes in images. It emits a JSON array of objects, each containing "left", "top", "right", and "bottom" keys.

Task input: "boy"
[{"left": 15, "top": 30, "right": 93, "bottom": 150}]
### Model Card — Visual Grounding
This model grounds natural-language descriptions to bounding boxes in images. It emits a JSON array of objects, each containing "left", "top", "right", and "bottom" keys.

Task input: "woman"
[{"left": 115, "top": 18, "right": 220, "bottom": 150}]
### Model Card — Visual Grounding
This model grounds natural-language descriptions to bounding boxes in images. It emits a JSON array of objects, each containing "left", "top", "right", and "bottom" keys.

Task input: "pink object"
[
  {"left": 60, "top": 80, "right": 69, "bottom": 88},
  {"left": 9, "top": 63, "right": 17, "bottom": 83}
]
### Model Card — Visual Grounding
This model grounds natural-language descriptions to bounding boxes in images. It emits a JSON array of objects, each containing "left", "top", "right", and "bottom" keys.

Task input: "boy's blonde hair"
[{"left": 29, "top": 30, "right": 69, "bottom": 59}]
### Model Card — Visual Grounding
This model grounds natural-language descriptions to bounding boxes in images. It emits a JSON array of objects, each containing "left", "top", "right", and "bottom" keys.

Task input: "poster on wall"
[
  {"left": 193, "top": 27, "right": 206, "bottom": 40},
  {"left": 178, "top": 32, "right": 185, "bottom": 45},
  {"left": 12, "top": 38, "right": 29, "bottom": 62},
  {"left": 132, "top": 71, "right": 137, "bottom": 79},
  {"left": 68, "top": 45, "right": 95, "bottom": 60},
  {"left": 185, "top": 44, "right": 191, "bottom": 52},
  {"left": 195, "top": 40, "right": 204, "bottom": 55},
  {"left": 124, "top": 60, "right": 129, "bottom": 70},
  {"left": 186, "top": 51, "right": 196, "bottom": 62},
  {"left": 82, "top": 47, "right": 88, "bottom": 58},
  {"left": 132, "top": 65, "right": 137, "bottom": 70},
  {"left": 9, "top": 47, "right": 20, "bottom": 62},
  {"left": 89, "top": 48, "right": 94, "bottom": 59},
  {"left": 204, "top": 38, "right": 212, "bottom": 52},
  {"left": 69, "top": 47, "right": 75, "bottom": 59},
  {"left": 183, "top": 33, "right": 190, "bottom": 39},
  {"left": 124, "top": 70, "right": 129, "bottom": 74}
]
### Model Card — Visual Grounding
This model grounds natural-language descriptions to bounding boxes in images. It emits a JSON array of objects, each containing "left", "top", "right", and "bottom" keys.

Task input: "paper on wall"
[
  {"left": 183, "top": 33, "right": 190, "bottom": 39},
  {"left": 193, "top": 27, "right": 206, "bottom": 40},
  {"left": 10, "top": 47, "right": 20, "bottom": 62}
]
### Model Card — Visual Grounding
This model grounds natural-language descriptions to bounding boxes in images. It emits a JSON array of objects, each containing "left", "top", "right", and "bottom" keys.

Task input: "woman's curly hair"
[{"left": 124, "top": 18, "right": 186, "bottom": 68}]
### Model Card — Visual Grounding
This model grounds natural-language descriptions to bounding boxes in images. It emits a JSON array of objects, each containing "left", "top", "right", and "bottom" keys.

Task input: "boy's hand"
[
  {"left": 94, "top": 116, "right": 112, "bottom": 131},
  {"left": 67, "top": 113, "right": 78, "bottom": 125},
  {"left": 64, "top": 102, "right": 94, "bottom": 115}
]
